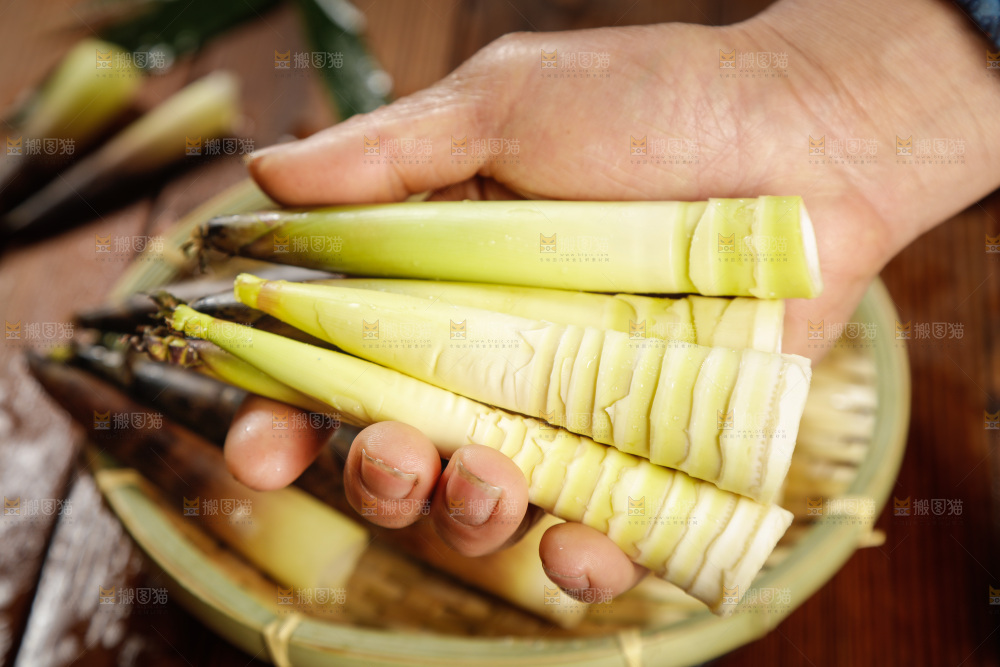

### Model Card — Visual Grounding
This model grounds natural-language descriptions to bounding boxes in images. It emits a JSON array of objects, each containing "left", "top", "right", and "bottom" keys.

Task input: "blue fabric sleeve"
[{"left": 954, "top": 0, "right": 1000, "bottom": 49}]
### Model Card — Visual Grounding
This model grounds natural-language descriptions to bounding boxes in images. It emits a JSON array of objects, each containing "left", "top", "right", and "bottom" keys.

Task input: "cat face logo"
[
  {"left": 629, "top": 319, "right": 645, "bottom": 340},
  {"left": 538, "top": 409, "right": 558, "bottom": 432},
  {"left": 717, "top": 409, "right": 734, "bottom": 430},
  {"left": 95, "top": 234, "right": 111, "bottom": 252},
  {"left": 543, "top": 585, "right": 561, "bottom": 604},
  {"left": 990, "top": 586, "right": 1000, "bottom": 605},
  {"left": 986, "top": 235, "right": 1000, "bottom": 253},
  {"left": 719, "top": 49, "right": 736, "bottom": 69},
  {"left": 895, "top": 321, "right": 912, "bottom": 340},
  {"left": 361, "top": 497, "right": 378, "bottom": 516},
  {"left": 181, "top": 497, "right": 199, "bottom": 516},
  {"left": 895, "top": 135, "right": 912, "bottom": 156},
  {"left": 363, "top": 136, "right": 380, "bottom": 156},
  {"left": 627, "top": 496, "right": 645, "bottom": 516},
  {"left": 539, "top": 233, "right": 557, "bottom": 253},
  {"left": 807, "top": 320, "right": 824, "bottom": 340},
  {"left": 6, "top": 136, "right": 22, "bottom": 156},
  {"left": 274, "top": 50, "right": 291, "bottom": 69},
  {"left": 988, "top": 51, "right": 1000, "bottom": 69},
  {"left": 451, "top": 136, "right": 467, "bottom": 156},
  {"left": 630, "top": 135, "right": 646, "bottom": 156},
  {"left": 450, "top": 320, "right": 466, "bottom": 340},
  {"left": 5, "top": 321, "right": 20, "bottom": 340},
  {"left": 893, "top": 496, "right": 910, "bottom": 516},
  {"left": 96, "top": 49, "right": 112, "bottom": 69},
  {"left": 185, "top": 137, "right": 202, "bottom": 156},
  {"left": 273, "top": 234, "right": 289, "bottom": 253},
  {"left": 99, "top": 586, "right": 116, "bottom": 604},
  {"left": 540, "top": 49, "right": 558, "bottom": 69},
  {"left": 717, "top": 233, "right": 735, "bottom": 253},
  {"left": 805, "top": 498, "right": 824, "bottom": 516},
  {"left": 808, "top": 135, "right": 825, "bottom": 156},
  {"left": 448, "top": 498, "right": 465, "bottom": 516},
  {"left": 272, "top": 410, "right": 288, "bottom": 430},
  {"left": 3, "top": 497, "right": 19, "bottom": 516},
  {"left": 362, "top": 320, "right": 379, "bottom": 340},
  {"left": 93, "top": 411, "right": 111, "bottom": 430},
  {"left": 986, "top": 411, "right": 1000, "bottom": 430},
  {"left": 721, "top": 585, "right": 739, "bottom": 605},
  {"left": 277, "top": 587, "right": 293, "bottom": 604}
]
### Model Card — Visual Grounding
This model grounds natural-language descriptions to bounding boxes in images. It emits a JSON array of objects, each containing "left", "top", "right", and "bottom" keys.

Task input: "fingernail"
[
  {"left": 542, "top": 567, "right": 591, "bottom": 595},
  {"left": 360, "top": 448, "right": 417, "bottom": 499},
  {"left": 446, "top": 457, "right": 502, "bottom": 527}
]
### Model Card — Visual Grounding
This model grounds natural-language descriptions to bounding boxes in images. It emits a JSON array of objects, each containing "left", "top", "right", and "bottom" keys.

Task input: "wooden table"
[{"left": 1, "top": 1, "right": 997, "bottom": 665}]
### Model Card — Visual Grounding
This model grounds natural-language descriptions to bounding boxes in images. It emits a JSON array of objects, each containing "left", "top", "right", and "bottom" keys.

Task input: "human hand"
[{"left": 228, "top": 0, "right": 1000, "bottom": 600}]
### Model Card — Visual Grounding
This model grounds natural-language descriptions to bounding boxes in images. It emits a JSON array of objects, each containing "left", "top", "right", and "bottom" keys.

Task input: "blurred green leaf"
[
  {"left": 294, "top": 0, "right": 391, "bottom": 118},
  {"left": 100, "top": 0, "right": 283, "bottom": 64}
]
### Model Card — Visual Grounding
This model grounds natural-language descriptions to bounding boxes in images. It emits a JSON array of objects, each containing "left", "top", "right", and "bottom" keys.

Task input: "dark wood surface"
[{"left": 0, "top": 1, "right": 998, "bottom": 665}]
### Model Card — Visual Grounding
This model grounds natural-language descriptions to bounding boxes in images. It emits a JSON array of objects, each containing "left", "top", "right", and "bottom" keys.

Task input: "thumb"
[{"left": 249, "top": 77, "right": 506, "bottom": 206}]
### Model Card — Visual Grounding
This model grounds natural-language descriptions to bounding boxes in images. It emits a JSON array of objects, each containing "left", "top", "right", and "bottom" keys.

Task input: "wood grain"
[{"left": 0, "top": 1, "right": 998, "bottom": 666}]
